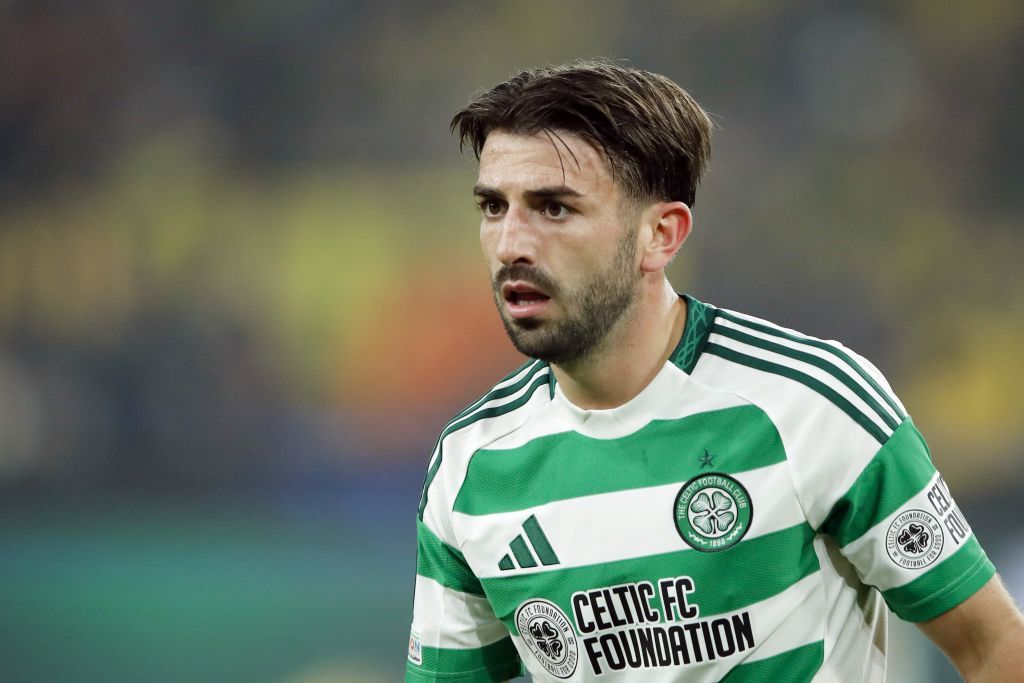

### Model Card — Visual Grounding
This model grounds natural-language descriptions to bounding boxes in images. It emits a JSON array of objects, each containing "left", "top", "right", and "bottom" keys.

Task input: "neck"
[{"left": 551, "top": 278, "right": 687, "bottom": 410}]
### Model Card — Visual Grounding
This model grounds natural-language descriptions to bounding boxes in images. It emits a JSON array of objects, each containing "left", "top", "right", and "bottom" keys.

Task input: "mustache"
[{"left": 492, "top": 264, "right": 560, "bottom": 297}]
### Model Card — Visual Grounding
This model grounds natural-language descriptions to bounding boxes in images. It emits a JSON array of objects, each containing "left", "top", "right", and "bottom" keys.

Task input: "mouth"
[{"left": 500, "top": 280, "right": 552, "bottom": 319}]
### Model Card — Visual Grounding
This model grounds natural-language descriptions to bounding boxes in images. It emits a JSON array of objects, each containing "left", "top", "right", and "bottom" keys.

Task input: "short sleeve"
[
  {"left": 407, "top": 518, "right": 522, "bottom": 681},
  {"left": 821, "top": 419, "right": 996, "bottom": 622}
]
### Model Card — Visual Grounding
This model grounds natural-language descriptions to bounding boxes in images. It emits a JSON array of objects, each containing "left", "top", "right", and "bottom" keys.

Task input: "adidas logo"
[{"left": 498, "top": 514, "right": 560, "bottom": 571}]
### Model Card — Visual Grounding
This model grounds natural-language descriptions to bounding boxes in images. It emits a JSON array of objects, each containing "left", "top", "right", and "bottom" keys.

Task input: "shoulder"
[
  {"left": 443, "top": 359, "right": 552, "bottom": 435},
  {"left": 417, "top": 359, "right": 552, "bottom": 522},
  {"left": 689, "top": 302, "right": 908, "bottom": 446}
]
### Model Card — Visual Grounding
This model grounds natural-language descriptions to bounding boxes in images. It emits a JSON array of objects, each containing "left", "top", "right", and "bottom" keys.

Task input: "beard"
[{"left": 491, "top": 231, "right": 640, "bottom": 366}]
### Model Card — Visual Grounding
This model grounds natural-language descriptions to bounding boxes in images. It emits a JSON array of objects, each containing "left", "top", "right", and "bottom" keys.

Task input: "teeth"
[{"left": 505, "top": 289, "right": 548, "bottom": 306}]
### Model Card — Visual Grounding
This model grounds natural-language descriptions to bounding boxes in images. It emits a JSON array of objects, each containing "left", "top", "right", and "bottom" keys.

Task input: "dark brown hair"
[{"left": 451, "top": 60, "right": 714, "bottom": 206}]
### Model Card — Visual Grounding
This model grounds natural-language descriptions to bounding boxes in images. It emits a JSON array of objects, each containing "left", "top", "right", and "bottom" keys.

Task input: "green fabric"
[
  {"left": 454, "top": 405, "right": 785, "bottom": 516},
  {"left": 509, "top": 535, "right": 537, "bottom": 569},
  {"left": 405, "top": 637, "right": 521, "bottom": 682},
  {"left": 883, "top": 537, "right": 996, "bottom": 622},
  {"left": 719, "top": 641, "right": 823, "bottom": 682},
  {"left": 822, "top": 419, "right": 936, "bottom": 544},
  {"left": 416, "top": 519, "right": 484, "bottom": 596},
  {"left": 523, "top": 514, "right": 560, "bottom": 566},
  {"left": 419, "top": 369, "right": 550, "bottom": 519},
  {"left": 671, "top": 294, "right": 717, "bottom": 373}
]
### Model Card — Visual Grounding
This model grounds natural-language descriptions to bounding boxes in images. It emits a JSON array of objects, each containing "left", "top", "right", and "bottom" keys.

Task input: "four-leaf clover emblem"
[{"left": 689, "top": 490, "right": 737, "bottom": 536}]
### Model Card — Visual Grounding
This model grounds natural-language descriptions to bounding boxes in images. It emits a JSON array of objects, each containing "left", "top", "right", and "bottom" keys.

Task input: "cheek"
[
  {"left": 479, "top": 223, "right": 495, "bottom": 254},
  {"left": 479, "top": 224, "right": 502, "bottom": 272}
]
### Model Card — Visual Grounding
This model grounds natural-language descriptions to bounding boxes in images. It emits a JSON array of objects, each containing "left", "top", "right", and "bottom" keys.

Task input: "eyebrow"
[{"left": 472, "top": 184, "right": 586, "bottom": 201}]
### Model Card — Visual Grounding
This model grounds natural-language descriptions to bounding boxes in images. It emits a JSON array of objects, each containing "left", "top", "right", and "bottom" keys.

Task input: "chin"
[{"left": 509, "top": 317, "right": 544, "bottom": 331}]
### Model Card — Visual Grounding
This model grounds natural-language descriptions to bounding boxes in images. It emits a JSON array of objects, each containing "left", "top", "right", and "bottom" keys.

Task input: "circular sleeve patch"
[{"left": 885, "top": 509, "right": 944, "bottom": 569}]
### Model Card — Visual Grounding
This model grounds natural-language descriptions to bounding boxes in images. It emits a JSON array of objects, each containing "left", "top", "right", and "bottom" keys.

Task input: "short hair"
[{"left": 451, "top": 60, "right": 714, "bottom": 206}]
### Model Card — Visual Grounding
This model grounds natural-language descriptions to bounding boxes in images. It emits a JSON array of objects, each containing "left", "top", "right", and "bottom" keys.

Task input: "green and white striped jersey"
[{"left": 407, "top": 296, "right": 994, "bottom": 682}]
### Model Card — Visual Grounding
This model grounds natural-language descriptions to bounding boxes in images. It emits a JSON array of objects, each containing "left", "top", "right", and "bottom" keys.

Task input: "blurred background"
[{"left": 1, "top": 2, "right": 1021, "bottom": 681}]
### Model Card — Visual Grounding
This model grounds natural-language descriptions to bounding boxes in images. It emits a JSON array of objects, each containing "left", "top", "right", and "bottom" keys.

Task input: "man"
[{"left": 407, "top": 60, "right": 1024, "bottom": 681}]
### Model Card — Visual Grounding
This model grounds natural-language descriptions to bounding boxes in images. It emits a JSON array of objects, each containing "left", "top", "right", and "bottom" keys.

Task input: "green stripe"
[
  {"left": 705, "top": 343, "right": 888, "bottom": 444},
  {"left": 822, "top": 420, "right": 933, "bottom": 543},
  {"left": 712, "top": 323, "right": 900, "bottom": 431},
  {"left": 720, "top": 641, "right": 823, "bottom": 682},
  {"left": 671, "top": 295, "right": 716, "bottom": 373},
  {"left": 717, "top": 310, "right": 906, "bottom": 421},
  {"left": 509, "top": 535, "right": 537, "bottom": 568},
  {"left": 416, "top": 519, "right": 484, "bottom": 596},
  {"left": 498, "top": 554, "right": 514, "bottom": 572},
  {"left": 406, "top": 637, "right": 521, "bottom": 682},
  {"left": 482, "top": 523, "right": 818, "bottom": 631},
  {"left": 418, "top": 369, "right": 551, "bottom": 519},
  {"left": 883, "top": 536, "right": 995, "bottom": 622},
  {"left": 454, "top": 404, "right": 785, "bottom": 515},
  {"left": 523, "top": 514, "right": 560, "bottom": 566},
  {"left": 452, "top": 360, "right": 541, "bottom": 422}
]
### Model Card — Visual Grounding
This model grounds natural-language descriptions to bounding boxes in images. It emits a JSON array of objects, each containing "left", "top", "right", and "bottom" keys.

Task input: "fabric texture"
[{"left": 407, "top": 295, "right": 994, "bottom": 681}]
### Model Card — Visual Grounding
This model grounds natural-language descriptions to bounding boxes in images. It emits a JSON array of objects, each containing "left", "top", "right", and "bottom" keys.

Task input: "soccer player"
[{"left": 407, "top": 60, "right": 1024, "bottom": 681}]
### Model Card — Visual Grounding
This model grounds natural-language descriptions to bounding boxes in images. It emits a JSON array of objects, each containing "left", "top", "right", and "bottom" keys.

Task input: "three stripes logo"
[{"left": 498, "top": 514, "right": 560, "bottom": 571}]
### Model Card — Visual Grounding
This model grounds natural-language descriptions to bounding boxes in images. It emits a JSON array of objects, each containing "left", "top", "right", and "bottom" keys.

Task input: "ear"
[{"left": 639, "top": 201, "right": 692, "bottom": 273}]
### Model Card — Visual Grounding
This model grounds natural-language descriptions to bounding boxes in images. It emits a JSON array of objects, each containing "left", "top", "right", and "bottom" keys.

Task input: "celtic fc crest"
[{"left": 674, "top": 473, "right": 753, "bottom": 552}]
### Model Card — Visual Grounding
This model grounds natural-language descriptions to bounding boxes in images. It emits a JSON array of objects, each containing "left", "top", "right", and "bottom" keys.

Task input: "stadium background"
[{"left": 1, "top": 2, "right": 1022, "bottom": 681}]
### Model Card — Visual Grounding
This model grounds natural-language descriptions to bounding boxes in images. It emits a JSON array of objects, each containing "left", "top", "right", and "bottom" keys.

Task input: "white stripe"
[
  {"left": 424, "top": 364, "right": 547, "bottom": 491},
  {"left": 812, "top": 535, "right": 887, "bottom": 683},
  {"left": 457, "top": 360, "right": 543, "bottom": 417},
  {"left": 845, "top": 346, "right": 907, "bottom": 416},
  {"left": 447, "top": 362, "right": 546, "bottom": 430},
  {"left": 708, "top": 331, "right": 893, "bottom": 439},
  {"left": 485, "top": 362, "right": 749, "bottom": 449},
  {"left": 716, "top": 316, "right": 902, "bottom": 426},
  {"left": 719, "top": 309, "right": 904, "bottom": 417},
  {"left": 460, "top": 461, "right": 806, "bottom": 579},
  {"left": 412, "top": 575, "right": 510, "bottom": 650},
  {"left": 734, "top": 572, "right": 824, "bottom": 665},
  {"left": 495, "top": 360, "right": 543, "bottom": 390},
  {"left": 690, "top": 354, "right": 882, "bottom": 529},
  {"left": 422, "top": 371, "right": 551, "bottom": 543},
  {"left": 840, "top": 471, "right": 974, "bottom": 592}
]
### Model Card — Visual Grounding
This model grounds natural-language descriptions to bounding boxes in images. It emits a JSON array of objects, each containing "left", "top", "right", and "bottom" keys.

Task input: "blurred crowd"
[{"left": 1, "top": 0, "right": 1022, "bottom": 512}]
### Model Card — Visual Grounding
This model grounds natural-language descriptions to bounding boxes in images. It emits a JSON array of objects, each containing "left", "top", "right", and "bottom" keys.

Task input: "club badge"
[{"left": 674, "top": 472, "right": 753, "bottom": 552}]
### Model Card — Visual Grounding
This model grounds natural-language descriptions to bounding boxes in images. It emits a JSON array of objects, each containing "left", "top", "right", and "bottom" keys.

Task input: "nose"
[{"left": 494, "top": 205, "right": 535, "bottom": 266}]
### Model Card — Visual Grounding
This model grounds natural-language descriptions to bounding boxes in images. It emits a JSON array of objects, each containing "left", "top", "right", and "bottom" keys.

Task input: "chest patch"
[
  {"left": 674, "top": 472, "right": 753, "bottom": 552},
  {"left": 516, "top": 598, "right": 579, "bottom": 679}
]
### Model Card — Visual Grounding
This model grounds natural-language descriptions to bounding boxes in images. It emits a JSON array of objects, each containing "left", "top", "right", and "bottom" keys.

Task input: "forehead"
[{"left": 477, "top": 130, "right": 616, "bottom": 197}]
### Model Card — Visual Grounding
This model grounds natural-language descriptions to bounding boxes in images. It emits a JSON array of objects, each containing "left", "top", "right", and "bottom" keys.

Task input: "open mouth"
[{"left": 501, "top": 281, "right": 552, "bottom": 318}]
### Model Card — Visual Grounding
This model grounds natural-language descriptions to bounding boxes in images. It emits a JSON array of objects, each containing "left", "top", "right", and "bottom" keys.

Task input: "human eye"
[
  {"left": 540, "top": 201, "right": 571, "bottom": 220},
  {"left": 476, "top": 198, "right": 506, "bottom": 219}
]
